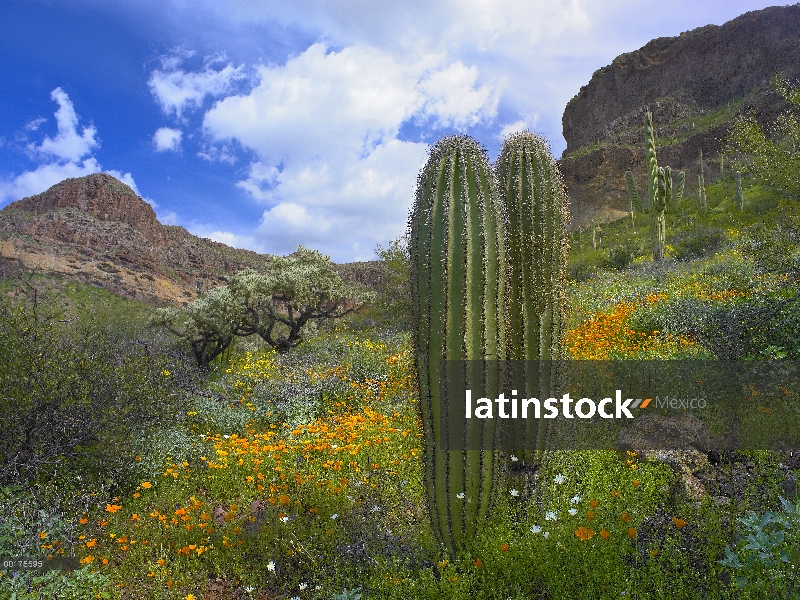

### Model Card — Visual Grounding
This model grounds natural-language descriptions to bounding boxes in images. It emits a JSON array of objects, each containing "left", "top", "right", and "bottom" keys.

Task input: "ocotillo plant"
[
  {"left": 408, "top": 135, "right": 506, "bottom": 557},
  {"left": 625, "top": 112, "right": 685, "bottom": 261},
  {"left": 495, "top": 131, "right": 569, "bottom": 464},
  {"left": 736, "top": 171, "right": 744, "bottom": 210}
]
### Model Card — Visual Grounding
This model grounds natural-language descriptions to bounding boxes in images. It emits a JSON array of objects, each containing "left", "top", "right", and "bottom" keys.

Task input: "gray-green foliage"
[
  {"left": 727, "top": 74, "right": 800, "bottom": 199},
  {"left": 719, "top": 496, "right": 800, "bottom": 598},
  {"left": 625, "top": 112, "right": 685, "bottom": 261},
  {"left": 230, "top": 246, "right": 374, "bottom": 352},
  {"left": 150, "top": 285, "right": 242, "bottom": 369},
  {"left": 152, "top": 246, "right": 374, "bottom": 367}
]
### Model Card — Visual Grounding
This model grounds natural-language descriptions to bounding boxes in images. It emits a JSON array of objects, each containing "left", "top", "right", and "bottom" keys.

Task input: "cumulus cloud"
[
  {"left": 0, "top": 88, "right": 143, "bottom": 205},
  {"left": 153, "top": 127, "right": 183, "bottom": 152},
  {"left": 199, "top": 42, "right": 500, "bottom": 259},
  {"left": 149, "top": 53, "right": 247, "bottom": 118},
  {"left": 30, "top": 87, "right": 99, "bottom": 162}
]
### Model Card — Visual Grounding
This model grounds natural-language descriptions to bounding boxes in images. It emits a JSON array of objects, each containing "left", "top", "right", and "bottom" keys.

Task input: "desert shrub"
[
  {"left": 604, "top": 241, "right": 641, "bottom": 270},
  {"left": 0, "top": 286, "right": 197, "bottom": 492},
  {"left": 670, "top": 226, "right": 727, "bottom": 261}
]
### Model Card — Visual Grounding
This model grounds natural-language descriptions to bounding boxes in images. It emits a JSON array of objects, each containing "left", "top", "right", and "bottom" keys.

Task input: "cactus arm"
[
  {"left": 674, "top": 170, "right": 685, "bottom": 204},
  {"left": 645, "top": 112, "right": 659, "bottom": 209},
  {"left": 626, "top": 171, "right": 646, "bottom": 213}
]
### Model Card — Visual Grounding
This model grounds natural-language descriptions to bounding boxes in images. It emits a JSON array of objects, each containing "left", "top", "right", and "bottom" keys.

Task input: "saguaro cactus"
[
  {"left": 495, "top": 131, "right": 569, "bottom": 463},
  {"left": 408, "top": 135, "right": 505, "bottom": 557},
  {"left": 625, "top": 112, "right": 685, "bottom": 261}
]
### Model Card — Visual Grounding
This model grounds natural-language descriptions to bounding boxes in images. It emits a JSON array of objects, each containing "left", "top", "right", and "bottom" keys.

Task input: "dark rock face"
[
  {"left": 562, "top": 5, "right": 800, "bottom": 154},
  {"left": 559, "top": 5, "right": 800, "bottom": 228}
]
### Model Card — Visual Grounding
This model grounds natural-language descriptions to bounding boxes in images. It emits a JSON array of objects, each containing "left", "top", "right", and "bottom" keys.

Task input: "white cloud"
[
  {"left": 197, "top": 143, "right": 236, "bottom": 164},
  {"left": 158, "top": 210, "right": 179, "bottom": 226},
  {"left": 200, "top": 42, "right": 499, "bottom": 259},
  {"left": 153, "top": 127, "right": 183, "bottom": 152},
  {"left": 417, "top": 61, "right": 501, "bottom": 128},
  {"left": 149, "top": 53, "right": 247, "bottom": 118},
  {"left": 499, "top": 120, "right": 530, "bottom": 139},
  {"left": 25, "top": 117, "right": 46, "bottom": 132},
  {"left": 0, "top": 158, "right": 101, "bottom": 202},
  {"left": 0, "top": 88, "right": 145, "bottom": 206},
  {"left": 30, "top": 87, "right": 99, "bottom": 162}
]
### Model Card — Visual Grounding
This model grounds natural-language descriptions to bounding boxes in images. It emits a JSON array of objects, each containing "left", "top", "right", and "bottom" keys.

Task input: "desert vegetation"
[{"left": 2, "top": 80, "right": 800, "bottom": 598}]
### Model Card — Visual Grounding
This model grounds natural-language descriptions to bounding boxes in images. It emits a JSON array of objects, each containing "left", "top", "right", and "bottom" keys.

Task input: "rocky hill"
[
  {"left": 559, "top": 4, "right": 800, "bottom": 228},
  {"left": 0, "top": 174, "right": 384, "bottom": 306}
]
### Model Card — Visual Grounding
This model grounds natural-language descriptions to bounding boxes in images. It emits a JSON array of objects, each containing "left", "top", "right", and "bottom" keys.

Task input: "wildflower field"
[{"left": 2, "top": 176, "right": 800, "bottom": 599}]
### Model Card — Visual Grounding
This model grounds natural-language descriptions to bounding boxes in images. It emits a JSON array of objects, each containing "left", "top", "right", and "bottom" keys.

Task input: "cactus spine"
[
  {"left": 735, "top": 171, "right": 744, "bottom": 210},
  {"left": 625, "top": 112, "right": 685, "bottom": 261},
  {"left": 495, "top": 131, "right": 569, "bottom": 463},
  {"left": 408, "top": 135, "right": 505, "bottom": 557}
]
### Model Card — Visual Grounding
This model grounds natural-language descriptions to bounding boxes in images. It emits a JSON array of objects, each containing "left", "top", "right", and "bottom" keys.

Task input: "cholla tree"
[
  {"left": 153, "top": 246, "right": 374, "bottom": 366},
  {"left": 149, "top": 285, "right": 242, "bottom": 369},
  {"left": 229, "top": 246, "right": 374, "bottom": 353}
]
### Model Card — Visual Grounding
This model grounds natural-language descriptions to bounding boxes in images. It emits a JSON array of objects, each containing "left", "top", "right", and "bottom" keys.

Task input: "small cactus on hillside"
[
  {"left": 699, "top": 150, "right": 707, "bottom": 210},
  {"left": 625, "top": 112, "right": 685, "bottom": 261}
]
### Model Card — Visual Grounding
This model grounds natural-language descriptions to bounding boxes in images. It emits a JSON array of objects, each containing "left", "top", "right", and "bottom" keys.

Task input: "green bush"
[
  {"left": 0, "top": 284, "right": 197, "bottom": 491},
  {"left": 670, "top": 226, "right": 727, "bottom": 260}
]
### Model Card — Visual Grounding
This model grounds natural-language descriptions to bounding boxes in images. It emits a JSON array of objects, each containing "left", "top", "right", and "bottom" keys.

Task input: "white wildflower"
[
  {"left": 331, "top": 513, "right": 338, "bottom": 520},
  {"left": 570, "top": 495, "right": 582, "bottom": 505},
  {"left": 530, "top": 524, "right": 542, "bottom": 534},
  {"left": 568, "top": 508, "right": 578, "bottom": 516},
  {"left": 554, "top": 474, "right": 566, "bottom": 484},
  {"left": 545, "top": 511, "right": 558, "bottom": 521},
  {"left": 456, "top": 492, "right": 465, "bottom": 499},
  {"left": 267, "top": 560, "right": 275, "bottom": 572},
  {"left": 510, "top": 489, "right": 519, "bottom": 497},
  {"left": 510, "top": 455, "right": 519, "bottom": 462}
]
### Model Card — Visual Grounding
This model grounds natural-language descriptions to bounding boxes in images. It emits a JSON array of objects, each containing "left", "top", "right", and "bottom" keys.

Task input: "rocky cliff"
[
  {"left": 0, "top": 174, "right": 384, "bottom": 306},
  {"left": 559, "top": 4, "right": 800, "bottom": 227}
]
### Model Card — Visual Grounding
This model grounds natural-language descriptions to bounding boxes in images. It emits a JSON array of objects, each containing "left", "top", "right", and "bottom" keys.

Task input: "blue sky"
[{"left": 0, "top": 0, "right": 782, "bottom": 262}]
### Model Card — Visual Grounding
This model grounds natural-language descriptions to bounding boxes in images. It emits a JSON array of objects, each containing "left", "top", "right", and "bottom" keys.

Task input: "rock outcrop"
[
  {"left": 0, "top": 174, "right": 383, "bottom": 306},
  {"left": 559, "top": 4, "right": 800, "bottom": 227}
]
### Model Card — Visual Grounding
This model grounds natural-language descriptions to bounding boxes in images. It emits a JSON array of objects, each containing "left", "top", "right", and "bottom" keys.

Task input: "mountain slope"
[
  {"left": 0, "top": 174, "right": 384, "bottom": 305},
  {"left": 558, "top": 4, "right": 800, "bottom": 227}
]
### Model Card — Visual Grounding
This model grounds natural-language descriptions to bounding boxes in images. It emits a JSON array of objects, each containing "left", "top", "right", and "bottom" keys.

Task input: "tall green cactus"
[
  {"left": 408, "top": 135, "right": 505, "bottom": 557},
  {"left": 495, "top": 131, "right": 569, "bottom": 464},
  {"left": 625, "top": 112, "right": 685, "bottom": 261}
]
